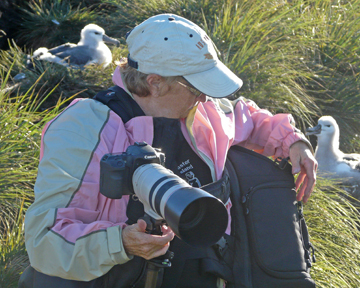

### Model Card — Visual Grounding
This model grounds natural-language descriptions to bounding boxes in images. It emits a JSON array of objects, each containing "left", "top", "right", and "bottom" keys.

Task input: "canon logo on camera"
[{"left": 144, "top": 155, "right": 157, "bottom": 159}]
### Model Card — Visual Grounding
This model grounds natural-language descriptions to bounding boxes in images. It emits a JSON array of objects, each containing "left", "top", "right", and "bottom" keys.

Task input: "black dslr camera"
[
  {"left": 99, "top": 141, "right": 165, "bottom": 199},
  {"left": 100, "top": 142, "right": 228, "bottom": 248}
]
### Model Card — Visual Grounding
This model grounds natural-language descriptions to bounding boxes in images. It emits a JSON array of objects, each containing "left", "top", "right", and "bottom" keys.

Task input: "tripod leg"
[{"left": 144, "top": 262, "right": 161, "bottom": 288}]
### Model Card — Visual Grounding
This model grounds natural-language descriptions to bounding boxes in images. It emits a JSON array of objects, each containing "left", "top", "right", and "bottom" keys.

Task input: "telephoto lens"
[{"left": 132, "top": 163, "right": 228, "bottom": 248}]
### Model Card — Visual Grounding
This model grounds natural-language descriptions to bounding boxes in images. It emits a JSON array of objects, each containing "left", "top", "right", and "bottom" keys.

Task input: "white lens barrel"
[
  {"left": 132, "top": 163, "right": 228, "bottom": 247},
  {"left": 133, "top": 163, "right": 187, "bottom": 217}
]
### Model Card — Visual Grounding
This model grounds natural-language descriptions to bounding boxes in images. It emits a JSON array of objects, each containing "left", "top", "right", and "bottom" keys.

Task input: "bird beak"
[
  {"left": 306, "top": 124, "right": 322, "bottom": 136},
  {"left": 102, "top": 34, "right": 120, "bottom": 47}
]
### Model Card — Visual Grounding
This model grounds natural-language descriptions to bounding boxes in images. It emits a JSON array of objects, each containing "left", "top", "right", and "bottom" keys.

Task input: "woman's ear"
[{"left": 147, "top": 74, "right": 163, "bottom": 97}]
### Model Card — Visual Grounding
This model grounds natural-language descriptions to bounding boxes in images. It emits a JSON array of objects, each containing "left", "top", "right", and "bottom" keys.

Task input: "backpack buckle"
[
  {"left": 275, "top": 156, "right": 290, "bottom": 170},
  {"left": 213, "top": 236, "right": 228, "bottom": 259}
]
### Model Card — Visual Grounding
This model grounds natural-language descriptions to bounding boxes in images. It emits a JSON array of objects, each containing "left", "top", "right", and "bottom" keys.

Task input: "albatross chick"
[
  {"left": 306, "top": 115, "right": 360, "bottom": 199},
  {"left": 27, "top": 24, "right": 120, "bottom": 69}
]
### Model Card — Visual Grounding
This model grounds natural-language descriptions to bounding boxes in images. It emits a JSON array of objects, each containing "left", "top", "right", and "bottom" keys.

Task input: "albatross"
[
  {"left": 27, "top": 24, "right": 120, "bottom": 69},
  {"left": 306, "top": 116, "right": 360, "bottom": 198}
]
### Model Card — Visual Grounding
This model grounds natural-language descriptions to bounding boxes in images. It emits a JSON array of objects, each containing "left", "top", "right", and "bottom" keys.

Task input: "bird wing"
[
  {"left": 48, "top": 43, "right": 77, "bottom": 55},
  {"left": 50, "top": 45, "right": 93, "bottom": 65},
  {"left": 343, "top": 153, "right": 360, "bottom": 162},
  {"left": 342, "top": 153, "right": 360, "bottom": 172}
]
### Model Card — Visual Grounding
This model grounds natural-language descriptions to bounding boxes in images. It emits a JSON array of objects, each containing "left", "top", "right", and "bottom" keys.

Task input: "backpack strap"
[
  {"left": 298, "top": 201, "right": 316, "bottom": 267},
  {"left": 93, "top": 86, "right": 145, "bottom": 123}
]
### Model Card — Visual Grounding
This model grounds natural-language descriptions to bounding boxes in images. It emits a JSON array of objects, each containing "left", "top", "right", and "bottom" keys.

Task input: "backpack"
[
  {"left": 225, "top": 146, "right": 316, "bottom": 287},
  {"left": 93, "top": 86, "right": 316, "bottom": 288}
]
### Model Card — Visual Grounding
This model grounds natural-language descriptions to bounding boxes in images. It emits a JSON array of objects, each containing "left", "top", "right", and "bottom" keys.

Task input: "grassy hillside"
[{"left": 0, "top": 0, "right": 359, "bottom": 287}]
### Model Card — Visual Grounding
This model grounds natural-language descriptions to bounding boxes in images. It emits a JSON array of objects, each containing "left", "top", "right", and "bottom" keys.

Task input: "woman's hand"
[
  {"left": 122, "top": 219, "right": 175, "bottom": 260},
  {"left": 289, "top": 141, "right": 318, "bottom": 203}
]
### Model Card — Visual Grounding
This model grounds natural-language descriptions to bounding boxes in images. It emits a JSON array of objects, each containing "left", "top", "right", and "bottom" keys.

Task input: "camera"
[
  {"left": 100, "top": 142, "right": 228, "bottom": 247},
  {"left": 100, "top": 141, "right": 166, "bottom": 198}
]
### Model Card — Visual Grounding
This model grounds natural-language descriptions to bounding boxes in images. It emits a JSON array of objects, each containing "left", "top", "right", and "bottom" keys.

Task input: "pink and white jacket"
[{"left": 24, "top": 66, "right": 310, "bottom": 281}]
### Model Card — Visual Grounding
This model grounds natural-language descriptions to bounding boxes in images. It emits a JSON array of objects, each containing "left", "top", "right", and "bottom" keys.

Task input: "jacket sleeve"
[
  {"left": 233, "top": 98, "right": 312, "bottom": 158},
  {"left": 25, "top": 99, "right": 134, "bottom": 281}
]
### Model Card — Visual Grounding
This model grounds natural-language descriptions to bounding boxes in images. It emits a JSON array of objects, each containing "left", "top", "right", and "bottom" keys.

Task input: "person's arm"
[
  {"left": 233, "top": 98, "right": 311, "bottom": 157},
  {"left": 25, "top": 99, "right": 173, "bottom": 281},
  {"left": 25, "top": 99, "right": 130, "bottom": 280},
  {"left": 233, "top": 98, "right": 317, "bottom": 202}
]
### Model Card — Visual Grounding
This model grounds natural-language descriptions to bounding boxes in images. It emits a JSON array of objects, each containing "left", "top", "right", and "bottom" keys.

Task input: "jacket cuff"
[
  {"left": 282, "top": 132, "right": 314, "bottom": 158},
  {"left": 107, "top": 225, "right": 133, "bottom": 264}
]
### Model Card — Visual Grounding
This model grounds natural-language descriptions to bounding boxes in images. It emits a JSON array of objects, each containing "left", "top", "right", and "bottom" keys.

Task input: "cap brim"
[{"left": 183, "top": 61, "right": 243, "bottom": 98}]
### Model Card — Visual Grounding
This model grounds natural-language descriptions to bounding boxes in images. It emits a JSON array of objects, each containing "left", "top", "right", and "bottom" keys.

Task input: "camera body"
[{"left": 100, "top": 141, "right": 165, "bottom": 199}]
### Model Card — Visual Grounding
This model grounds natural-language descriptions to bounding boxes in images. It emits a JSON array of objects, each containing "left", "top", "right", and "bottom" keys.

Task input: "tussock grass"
[
  {"left": 0, "top": 63, "right": 71, "bottom": 287},
  {"left": 0, "top": 62, "right": 71, "bottom": 203},
  {"left": 298, "top": 0, "right": 360, "bottom": 152},
  {"left": 200, "top": 0, "right": 323, "bottom": 125},
  {"left": 0, "top": 199, "right": 28, "bottom": 288},
  {"left": 16, "top": 0, "right": 99, "bottom": 50},
  {"left": 306, "top": 178, "right": 360, "bottom": 287}
]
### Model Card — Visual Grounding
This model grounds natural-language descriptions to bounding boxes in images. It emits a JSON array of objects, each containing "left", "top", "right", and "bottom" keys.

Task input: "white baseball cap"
[{"left": 126, "top": 14, "right": 243, "bottom": 98}]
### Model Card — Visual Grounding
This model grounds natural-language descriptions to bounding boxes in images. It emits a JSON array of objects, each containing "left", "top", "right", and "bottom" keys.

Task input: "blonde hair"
[{"left": 119, "top": 58, "right": 180, "bottom": 97}]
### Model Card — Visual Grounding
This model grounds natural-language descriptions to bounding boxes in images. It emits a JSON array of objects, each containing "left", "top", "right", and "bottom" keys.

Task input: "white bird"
[
  {"left": 27, "top": 24, "right": 120, "bottom": 69},
  {"left": 306, "top": 116, "right": 360, "bottom": 198}
]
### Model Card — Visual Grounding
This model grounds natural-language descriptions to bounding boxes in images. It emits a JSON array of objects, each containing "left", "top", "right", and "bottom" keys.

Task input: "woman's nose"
[{"left": 198, "top": 94, "right": 207, "bottom": 103}]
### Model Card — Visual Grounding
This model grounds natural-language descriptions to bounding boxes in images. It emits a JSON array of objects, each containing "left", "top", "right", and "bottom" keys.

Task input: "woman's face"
[
  {"left": 132, "top": 75, "right": 207, "bottom": 119},
  {"left": 155, "top": 78, "right": 207, "bottom": 119}
]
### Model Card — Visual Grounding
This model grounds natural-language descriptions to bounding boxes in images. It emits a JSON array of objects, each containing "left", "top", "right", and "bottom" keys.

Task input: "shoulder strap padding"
[{"left": 93, "top": 86, "right": 145, "bottom": 123}]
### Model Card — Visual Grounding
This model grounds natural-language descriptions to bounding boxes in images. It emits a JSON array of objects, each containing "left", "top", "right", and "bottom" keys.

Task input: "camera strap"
[{"left": 200, "top": 167, "right": 230, "bottom": 204}]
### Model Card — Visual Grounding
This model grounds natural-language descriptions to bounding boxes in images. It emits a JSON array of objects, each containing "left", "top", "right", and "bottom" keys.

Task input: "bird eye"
[
  {"left": 325, "top": 125, "right": 331, "bottom": 127},
  {"left": 94, "top": 32, "right": 100, "bottom": 35}
]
